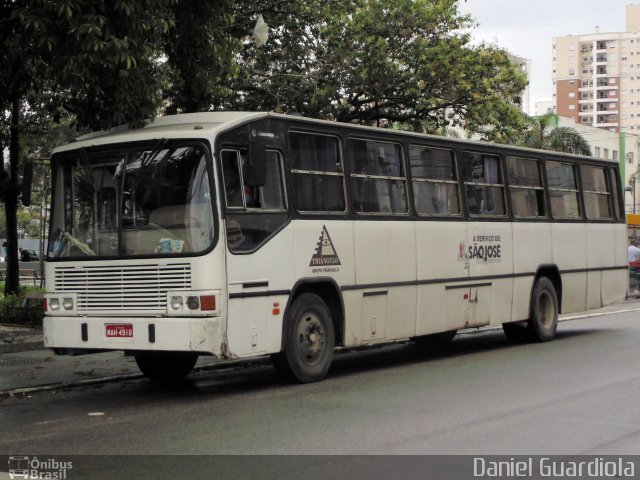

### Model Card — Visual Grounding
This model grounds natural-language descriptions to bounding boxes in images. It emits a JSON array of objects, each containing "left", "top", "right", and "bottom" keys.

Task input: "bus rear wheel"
[
  {"left": 271, "top": 293, "right": 335, "bottom": 383},
  {"left": 526, "top": 276, "right": 559, "bottom": 342},
  {"left": 503, "top": 276, "right": 558, "bottom": 343},
  {"left": 134, "top": 351, "right": 198, "bottom": 383}
]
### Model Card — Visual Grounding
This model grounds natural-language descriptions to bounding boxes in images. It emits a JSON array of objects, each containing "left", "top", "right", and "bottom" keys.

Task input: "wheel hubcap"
[
  {"left": 538, "top": 291, "right": 554, "bottom": 328},
  {"left": 295, "top": 312, "right": 325, "bottom": 364}
]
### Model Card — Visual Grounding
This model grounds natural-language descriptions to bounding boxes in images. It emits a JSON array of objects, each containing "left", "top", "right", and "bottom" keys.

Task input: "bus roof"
[
  {"left": 53, "top": 112, "right": 269, "bottom": 154},
  {"left": 53, "top": 111, "right": 615, "bottom": 165}
]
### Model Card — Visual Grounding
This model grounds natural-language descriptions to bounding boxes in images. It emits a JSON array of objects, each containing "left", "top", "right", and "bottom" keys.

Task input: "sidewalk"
[
  {"left": 2, "top": 297, "right": 640, "bottom": 395},
  {"left": 0, "top": 325, "right": 221, "bottom": 395}
]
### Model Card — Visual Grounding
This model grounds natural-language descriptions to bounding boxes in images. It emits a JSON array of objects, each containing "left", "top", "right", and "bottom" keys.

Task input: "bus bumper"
[{"left": 43, "top": 316, "right": 225, "bottom": 356}]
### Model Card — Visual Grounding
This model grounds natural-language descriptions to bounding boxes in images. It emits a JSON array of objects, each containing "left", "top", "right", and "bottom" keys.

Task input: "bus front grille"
[{"left": 53, "top": 263, "right": 192, "bottom": 315}]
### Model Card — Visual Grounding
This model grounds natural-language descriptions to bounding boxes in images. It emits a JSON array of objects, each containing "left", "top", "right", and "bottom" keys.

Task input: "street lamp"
[
  {"left": 626, "top": 179, "right": 638, "bottom": 241},
  {"left": 626, "top": 174, "right": 639, "bottom": 214},
  {"left": 625, "top": 184, "right": 635, "bottom": 214}
]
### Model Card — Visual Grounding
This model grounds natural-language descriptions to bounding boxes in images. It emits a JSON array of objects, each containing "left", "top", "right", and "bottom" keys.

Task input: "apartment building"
[
  {"left": 553, "top": 4, "right": 640, "bottom": 134},
  {"left": 507, "top": 53, "right": 532, "bottom": 114}
]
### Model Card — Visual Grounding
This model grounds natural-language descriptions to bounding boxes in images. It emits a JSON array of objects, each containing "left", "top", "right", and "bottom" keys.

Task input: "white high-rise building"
[
  {"left": 507, "top": 53, "right": 532, "bottom": 115},
  {"left": 553, "top": 4, "right": 640, "bottom": 134}
]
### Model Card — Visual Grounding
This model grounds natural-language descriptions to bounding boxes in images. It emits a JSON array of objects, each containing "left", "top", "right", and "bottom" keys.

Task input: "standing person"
[
  {"left": 628, "top": 240, "right": 640, "bottom": 295},
  {"left": 628, "top": 240, "right": 640, "bottom": 262}
]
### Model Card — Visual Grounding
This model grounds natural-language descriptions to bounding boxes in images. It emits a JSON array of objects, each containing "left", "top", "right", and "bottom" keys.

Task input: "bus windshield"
[{"left": 48, "top": 142, "right": 215, "bottom": 259}]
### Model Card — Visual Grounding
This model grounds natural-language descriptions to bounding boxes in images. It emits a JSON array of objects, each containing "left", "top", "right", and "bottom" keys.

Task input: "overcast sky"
[{"left": 458, "top": 0, "right": 636, "bottom": 115}]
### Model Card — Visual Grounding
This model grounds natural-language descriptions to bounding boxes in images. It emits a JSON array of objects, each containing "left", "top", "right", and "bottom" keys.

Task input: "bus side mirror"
[
  {"left": 246, "top": 142, "right": 267, "bottom": 187},
  {"left": 21, "top": 161, "right": 33, "bottom": 207}
]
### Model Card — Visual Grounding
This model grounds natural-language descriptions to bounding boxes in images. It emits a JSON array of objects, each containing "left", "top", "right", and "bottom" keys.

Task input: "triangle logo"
[{"left": 309, "top": 226, "right": 341, "bottom": 267}]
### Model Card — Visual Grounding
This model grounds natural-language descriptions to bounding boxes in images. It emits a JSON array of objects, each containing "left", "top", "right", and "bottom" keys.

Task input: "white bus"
[{"left": 43, "top": 112, "right": 628, "bottom": 383}]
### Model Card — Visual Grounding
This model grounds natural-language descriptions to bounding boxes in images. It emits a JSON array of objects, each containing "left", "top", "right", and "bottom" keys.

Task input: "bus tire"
[
  {"left": 526, "top": 276, "right": 559, "bottom": 342},
  {"left": 271, "top": 293, "right": 335, "bottom": 383},
  {"left": 134, "top": 351, "right": 198, "bottom": 383}
]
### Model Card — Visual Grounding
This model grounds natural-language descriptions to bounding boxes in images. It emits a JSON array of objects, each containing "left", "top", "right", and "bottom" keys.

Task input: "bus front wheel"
[
  {"left": 134, "top": 351, "right": 198, "bottom": 383},
  {"left": 271, "top": 293, "right": 335, "bottom": 383}
]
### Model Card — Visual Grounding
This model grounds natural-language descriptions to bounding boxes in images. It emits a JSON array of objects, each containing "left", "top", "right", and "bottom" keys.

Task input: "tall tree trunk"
[{"left": 4, "top": 98, "right": 21, "bottom": 296}]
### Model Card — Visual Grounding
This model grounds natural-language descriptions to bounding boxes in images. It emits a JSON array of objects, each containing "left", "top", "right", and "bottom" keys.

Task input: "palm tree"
[{"left": 520, "top": 113, "right": 591, "bottom": 156}]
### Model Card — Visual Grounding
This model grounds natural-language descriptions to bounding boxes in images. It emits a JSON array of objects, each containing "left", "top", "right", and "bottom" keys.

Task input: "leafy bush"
[{"left": 0, "top": 283, "right": 45, "bottom": 325}]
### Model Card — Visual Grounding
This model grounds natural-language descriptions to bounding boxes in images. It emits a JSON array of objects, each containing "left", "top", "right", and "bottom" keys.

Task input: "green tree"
[
  {"left": 1, "top": 0, "right": 173, "bottom": 295},
  {"left": 22, "top": 117, "right": 79, "bottom": 264},
  {"left": 1, "top": 0, "right": 535, "bottom": 296},
  {"left": 163, "top": 0, "right": 238, "bottom": 113},
  {"left": 519, "top": 114, "right": 592, "bottom": 156},
  {"left": 0, "top": 1, "right": 47, "bottom": 294},
  {"left": 225, "top": 0, "right": 527, "bottom": 137}
]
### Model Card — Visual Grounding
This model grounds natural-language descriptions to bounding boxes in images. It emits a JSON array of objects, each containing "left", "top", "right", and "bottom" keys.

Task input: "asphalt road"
[{"left": 1, "top": 310, "right": 639, "bottom": 477}]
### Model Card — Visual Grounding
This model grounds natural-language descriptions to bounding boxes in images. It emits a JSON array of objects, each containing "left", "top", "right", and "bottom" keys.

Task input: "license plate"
[{"left": 105, "top": 323, "right": 133, "bottom": 338}]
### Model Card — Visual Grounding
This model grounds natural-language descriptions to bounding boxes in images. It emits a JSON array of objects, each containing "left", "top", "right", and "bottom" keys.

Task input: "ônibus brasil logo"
[{"left": 8, "top": 456, "right": 73, "bottom": 479}]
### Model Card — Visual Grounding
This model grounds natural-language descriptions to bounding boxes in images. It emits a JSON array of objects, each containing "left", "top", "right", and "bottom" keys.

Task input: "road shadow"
[
  {"left": 2, "top": 324, "right": 612, "bottom": 410},
  {"left": 125, "top": 324, "right": 610, "bottom": 400}
]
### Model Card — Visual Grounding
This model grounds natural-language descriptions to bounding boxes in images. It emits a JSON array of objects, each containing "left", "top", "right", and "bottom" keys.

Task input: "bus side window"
[
  {"left": 349, "top": 139, "right": 408, "bottom": 214},
  {"left": 225, "top": 149, "right": 288, "bottom": 253},
  {"left": 462, "top": 151, "right": 506, "bottom": 216},
  {"left": 581, "top": 165, "right": 612, "bottom": 220},
  {"left": 223, "top": 149, "right": 285, "bottom": 211},
  {"left": 506, "top": 156, "right": 546, "bottom": 218},
  {"left": 410, "top": 145, "right": 460, "bottom": 216},
  {"left": 546, "top": 160, "right": 581, "bottom": 219},
  {"left": 290, "top": 132, "right": 346, "bottom": 213}
]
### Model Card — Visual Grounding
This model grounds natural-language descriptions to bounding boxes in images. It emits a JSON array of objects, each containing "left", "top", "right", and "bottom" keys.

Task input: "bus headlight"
[
  {"left": 49, "top": 298, "right": 60, "bottom": 311},
  {"left": 186, "top": 296, "right": 200, "bottom": 310},
  {"left": 170, "top": 296, "right": 184, "bottom": 310},
  {"left": 45, "top": 294, "right": 76, "bottom": 315},
  {"left": 167, "top": 291, "right": 220, "bottom": 316}
]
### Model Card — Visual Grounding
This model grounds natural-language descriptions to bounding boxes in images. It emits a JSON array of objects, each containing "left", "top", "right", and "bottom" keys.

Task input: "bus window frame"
[
  {"left": 218, "top": 145, "right": 291, "bottom": 255},
  {"left": 220, "top": 147, "right": 288, "bottom": 214},
  {"left": 347, "top": 136, "right": 411, "bottom": 217},
  {"left": 409, "top": 143, "right": 462, "bottom": 218},
  {"left": 461, "top": 150, "right": 508, "bottom": 218},
  {"left": 545, "top": 159, "right": 583, "bottom": 221},
  {"left": 506, "top": 155, "right": 548, "bottom": 220},
  {"left": 289, "top": 130, "right": 348, "bottom": 215},
  {"left": 580, "top": 164, "right": 613, "bottom": 221}
]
